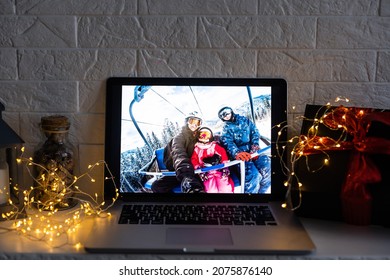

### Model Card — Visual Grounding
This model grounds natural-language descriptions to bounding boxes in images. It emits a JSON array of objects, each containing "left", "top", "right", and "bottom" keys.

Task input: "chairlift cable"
[
  {"left": 130, "top": 85, "right": 187, "bottom": 151},
  {"left": 150, "top": 88, "right": 186, "bottom": 116},
  {"left": 188, "top": 86, "right": 203, "bottom": 117}
]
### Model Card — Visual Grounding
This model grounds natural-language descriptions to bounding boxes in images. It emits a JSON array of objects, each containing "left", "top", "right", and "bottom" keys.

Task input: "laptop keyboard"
[{"left": 118, "top": 204, "right": 277, "bottom": 226}]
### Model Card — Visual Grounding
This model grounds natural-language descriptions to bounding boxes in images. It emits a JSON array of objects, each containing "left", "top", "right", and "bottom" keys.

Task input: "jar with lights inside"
[{"left": 33, "top": 115, "right": 77, "bottom": 210}]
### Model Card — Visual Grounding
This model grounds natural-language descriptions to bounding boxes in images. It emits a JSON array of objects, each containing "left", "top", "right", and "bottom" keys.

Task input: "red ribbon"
[{"left": 298, "top": 106, "right": 390, "bottom": 200}]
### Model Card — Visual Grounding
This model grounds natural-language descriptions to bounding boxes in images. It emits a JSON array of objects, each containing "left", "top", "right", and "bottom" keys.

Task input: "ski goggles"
[
  {"left": 188, "top": 118, "right": 202, "bottom": 127},
  {"left": 198, "top": 129, "right": 212, "bottom": 143},
  {"left": 218, "top": 107, "right": 233, "bottom": 119}
]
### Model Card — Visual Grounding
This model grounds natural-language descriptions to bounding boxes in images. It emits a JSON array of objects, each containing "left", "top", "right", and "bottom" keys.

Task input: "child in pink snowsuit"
[{"left": 191, "top": 127, "right": 234, "bottom": 193}]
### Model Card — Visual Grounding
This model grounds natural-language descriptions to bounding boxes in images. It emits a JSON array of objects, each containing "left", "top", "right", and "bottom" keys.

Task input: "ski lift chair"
[{"left": 139, "top": 148, "right": 246, "bottom": 193}]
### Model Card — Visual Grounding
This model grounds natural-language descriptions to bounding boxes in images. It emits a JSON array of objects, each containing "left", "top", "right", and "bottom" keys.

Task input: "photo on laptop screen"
[
  {"left": 116, "top": 81, "right": 278, "bottom": 194},
  {"left": 104, "top": 78, "right": 288, "bottom": 201}
]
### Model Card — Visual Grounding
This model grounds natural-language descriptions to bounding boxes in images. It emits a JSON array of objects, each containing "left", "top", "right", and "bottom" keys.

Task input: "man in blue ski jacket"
[{"left": 218, "top": 106, "right": 271, "bottom": 193}]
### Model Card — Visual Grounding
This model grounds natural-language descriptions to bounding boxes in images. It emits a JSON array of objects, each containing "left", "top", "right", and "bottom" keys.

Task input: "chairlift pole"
[
  {"left": 130, "top": 86, "right": 153, "bottom": 152},
  {"left": 246, "top": 86, "right": 256, "bottom": 123},
  {"left": 246, "top": 86, "right": 271, "bottom": 146}
]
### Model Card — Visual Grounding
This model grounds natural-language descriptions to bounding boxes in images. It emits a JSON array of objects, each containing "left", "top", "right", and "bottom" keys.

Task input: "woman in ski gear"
[{"left": 151, "top": 112, "right": 204, "bottom": 193}]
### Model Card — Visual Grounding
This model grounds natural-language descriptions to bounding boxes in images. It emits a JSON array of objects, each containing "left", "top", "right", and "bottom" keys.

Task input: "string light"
[
  {"left": 277, "top": 97, "right": 356, "bottom": 210},
  {"left": 335, "top": 96, "right": 350, "bottom": 103},
  {"left": 0, "top": 148, "right": 119, "bottom": 248}
]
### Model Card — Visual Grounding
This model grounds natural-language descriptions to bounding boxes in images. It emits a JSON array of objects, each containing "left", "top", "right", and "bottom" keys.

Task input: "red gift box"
[{"left": 291, "top": 105, "right": 390, "bottom": 226}]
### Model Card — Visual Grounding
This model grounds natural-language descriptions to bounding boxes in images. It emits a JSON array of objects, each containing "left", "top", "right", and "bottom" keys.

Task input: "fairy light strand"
[
  {"left": 0, "top": 148, "right": 118, "bottom": 248},
  {"left": 279, "top": 97, "right": 351, "bottom": 210}
]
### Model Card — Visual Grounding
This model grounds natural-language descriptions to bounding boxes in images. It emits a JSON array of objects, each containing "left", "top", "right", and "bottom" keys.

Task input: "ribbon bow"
[{"left": 298, "top": 106, "right": 390, "bottom": 200}]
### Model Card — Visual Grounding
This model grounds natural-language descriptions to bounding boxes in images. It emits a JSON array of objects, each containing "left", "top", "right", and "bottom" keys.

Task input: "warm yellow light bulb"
[{"left": 74, "top": 243, "right": 82, "bottom": 250}]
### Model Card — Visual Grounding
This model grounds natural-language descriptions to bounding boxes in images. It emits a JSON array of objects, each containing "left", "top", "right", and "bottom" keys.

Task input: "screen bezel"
[{"left": 104, "top": 77, "right": 287, "bottom": 202}]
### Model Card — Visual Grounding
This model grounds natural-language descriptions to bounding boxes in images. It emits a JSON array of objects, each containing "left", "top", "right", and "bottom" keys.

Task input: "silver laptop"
[{"left": 84, "top": 77, "right": 315, "bottom": 254}]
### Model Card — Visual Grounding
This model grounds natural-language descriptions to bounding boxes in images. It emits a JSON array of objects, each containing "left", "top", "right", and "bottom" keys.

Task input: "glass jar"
[{"left": 33, "top": 115, "right": 76, "bottom": 210}]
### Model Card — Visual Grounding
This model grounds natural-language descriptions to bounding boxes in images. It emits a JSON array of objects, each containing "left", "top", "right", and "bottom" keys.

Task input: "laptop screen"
[{"left": 104, "top": 77, "right": 287, "bottom": 202}]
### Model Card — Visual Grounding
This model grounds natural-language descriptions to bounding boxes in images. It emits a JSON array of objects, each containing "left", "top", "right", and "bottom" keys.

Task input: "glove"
[
  {"left": 221, "top": 168, "right": 230, "bottom": 178},
  {"left": 250, "top": 145, "right": 260, "bottom": 153},
  {"left": 199, "top": 172, "right": 209, "bottom": 182},
  {"left": 203, "top": 154, "right": 221, "bottom": 166},
  {"left": 181, "top": 177, "right": 204, "bottom": 193},
  {"left": 235, "top": 151, "right": 252, "bottom": 161},
  {"left": 250, "top": 145, "right": 260, "bottom": 160}
]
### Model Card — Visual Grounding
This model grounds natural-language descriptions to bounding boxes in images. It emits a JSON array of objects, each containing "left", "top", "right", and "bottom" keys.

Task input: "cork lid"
[{"left": 41, "top": 115, "right": 70, "bottom": 132}]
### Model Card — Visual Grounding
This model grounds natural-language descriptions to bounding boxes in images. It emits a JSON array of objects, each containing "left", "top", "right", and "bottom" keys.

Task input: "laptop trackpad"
[{"left": 166, "top": 228, "right": 233, "bottom": 245}]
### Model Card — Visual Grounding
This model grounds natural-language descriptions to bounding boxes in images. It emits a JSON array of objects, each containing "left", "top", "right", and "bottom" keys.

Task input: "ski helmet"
[
  {"left": 185, "top": 111, "right": 202, "bottom": 127},
  {"left": 218, "top": 106, "right": 234, "bottom": 122}
]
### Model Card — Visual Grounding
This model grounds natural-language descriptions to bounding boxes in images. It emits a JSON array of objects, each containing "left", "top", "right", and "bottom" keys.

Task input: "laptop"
[{"left": 84, "top": 77, "right": 315, "bottom": 254}]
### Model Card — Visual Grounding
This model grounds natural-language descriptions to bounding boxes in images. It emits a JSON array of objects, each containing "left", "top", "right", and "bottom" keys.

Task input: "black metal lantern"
[{"left": 0, "top": 102, "right": 24, "bottom": 207}]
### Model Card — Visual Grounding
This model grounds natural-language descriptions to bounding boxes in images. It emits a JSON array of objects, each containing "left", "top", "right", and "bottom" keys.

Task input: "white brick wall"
[{"left": 1, "top": 0, "right": 389, "bottom": 195}]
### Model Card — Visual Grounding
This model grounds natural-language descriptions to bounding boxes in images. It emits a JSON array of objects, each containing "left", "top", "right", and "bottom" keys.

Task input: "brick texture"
[{"left": 0, "top": 0, "right": 389, "bottom": 196}]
